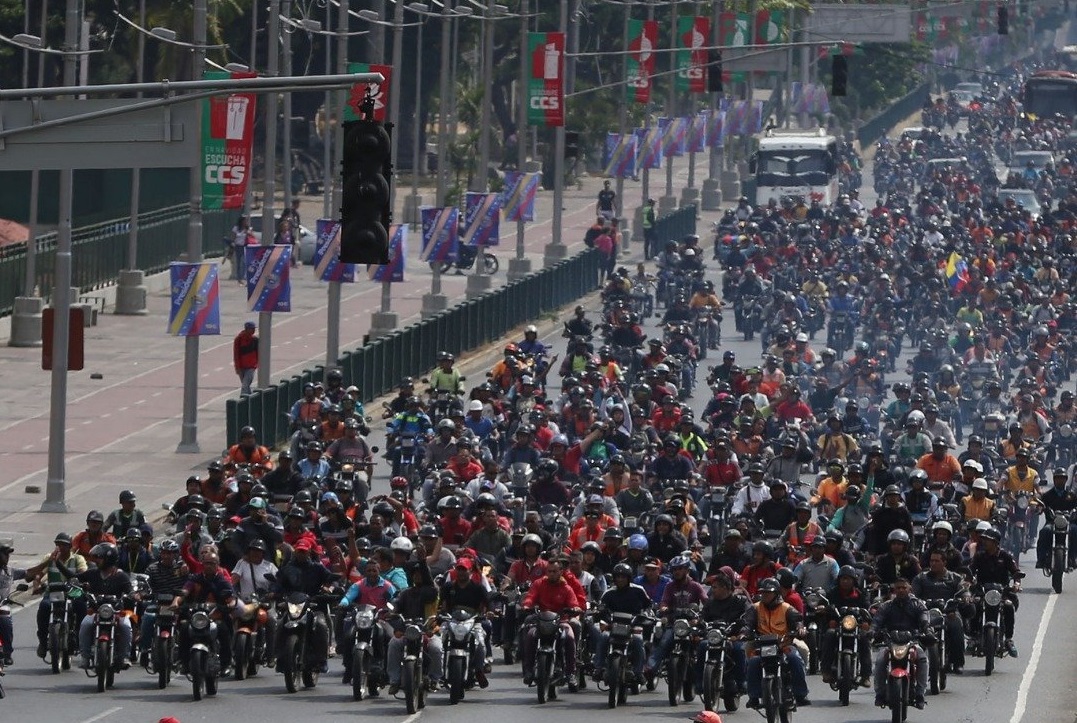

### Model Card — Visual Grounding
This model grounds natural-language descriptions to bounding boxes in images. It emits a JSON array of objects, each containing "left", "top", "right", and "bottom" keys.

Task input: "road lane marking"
[
  {"left": 400, "top": 713, "right": 421, "bottom": 723},
  {"left": 79, "top": 706, "right": 123, "bottom": 723},
  {"left": 1009, "top": 592, "right": 1058, "bottom": 723}
]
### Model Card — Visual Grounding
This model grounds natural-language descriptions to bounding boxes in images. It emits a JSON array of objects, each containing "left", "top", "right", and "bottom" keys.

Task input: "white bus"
[{"left": 749, "top": 128, "right": 840, "bottom": 207}]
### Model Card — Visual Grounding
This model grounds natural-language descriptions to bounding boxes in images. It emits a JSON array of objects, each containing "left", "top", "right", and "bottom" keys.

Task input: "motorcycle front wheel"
[
  {"left": 448, "top": 655, "right": 466, "bottom": 704},
  {"left": 483, "top": 253, "right": 499, "bottom": 275},
  {"left": 352, "top": 649, "right": 368, "bottom": 701},
  {"left": 190, "top": 649, "right": 205, "bottom": 701},
  {"left": 154, "top": 638, "right": 171, "bottom": 689},
  {"left": 282, "top": 635, "right": 301, "bottom": 694},
  {"left": 403, "top": 658, "right": 419, "bottom": 714},
  {"left": 234, "top": 632, "right": 249, "bottom": 681}
]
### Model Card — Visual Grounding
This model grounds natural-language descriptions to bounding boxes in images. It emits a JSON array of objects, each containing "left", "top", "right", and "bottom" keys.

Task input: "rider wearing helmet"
[
  {"left": 742, "top": 541, "right": 781, "bottom": 597},
  {"left": 820, "top": 564, "right": 871, "bottom": 687},
  {"left": 646, "top": 514, "right": 688, "bottom": 563},
  {"left": 877, "top": 529, "right": 921, "bottom": 585},
  {"left": 644, "top": 555, "right": 707, "bottom": 678},
  {"left": 868, "top": 576, "right": 929, "bottom": 709},
  {"left": 57, "top": 542, "right": 134, "bottom": 670},
  {"left": 72, "top": 509, "right": 116, "bottom": 558},
  {"left": 224, "top": 425, "right": 275, "bottom": 472},
  {"left": 919, "top": 520, "right": 964, "bottom": 573},
  {"left": 136, "top": 538, "right": 189, "bottom": 665},
  {"left": 868, "top": 487, "right": 914, "bottom": 557},
  {"left": 105, "top": 490, "right": 147, "bottom": 539},
  {"left": 741, "top": 577, "right": 811, "bottom": 709},
  {"left": 593, "top": 563, "right": 652, "bottom": 683},
  {"left": 429, "top": 351, "right": 463, "bottom": 394}
]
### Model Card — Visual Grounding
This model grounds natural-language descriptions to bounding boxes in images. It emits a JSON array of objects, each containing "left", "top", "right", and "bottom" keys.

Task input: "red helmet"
[
  {"left": 390, "top": 476, "right": 409, "bottom": 490},
  {"left": 691, "top": 712, "right": 724, "bottom": 723}
]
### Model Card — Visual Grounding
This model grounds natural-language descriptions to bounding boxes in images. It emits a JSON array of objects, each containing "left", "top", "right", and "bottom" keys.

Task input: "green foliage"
[{"left": 822, "top": 42, "right": 930, "bottom": 118}]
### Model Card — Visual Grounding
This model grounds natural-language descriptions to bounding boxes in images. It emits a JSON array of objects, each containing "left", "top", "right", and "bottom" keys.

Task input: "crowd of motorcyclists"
[{"left": 3, "top": 57, "right": 1077, "bottom": 722}]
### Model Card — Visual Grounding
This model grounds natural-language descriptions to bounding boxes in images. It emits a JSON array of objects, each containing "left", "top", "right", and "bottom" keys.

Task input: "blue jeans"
[
  {"left": 646, "top": 628, "right": 674, "bottom": 670},
  {"left": 593, "top": 632, "right": 645, "bottom": 677},
  {"left": 79, "top": 614, "right": 132, "bottom": 663},
  {"left": 747, "top": 648, "right": 808, "bottom": 701},
  {"left": 0, "top": 612, "right": 13, "bottom": 656},
  {"left": 694, "top": 639, "right": 746, "bottom": 691}
]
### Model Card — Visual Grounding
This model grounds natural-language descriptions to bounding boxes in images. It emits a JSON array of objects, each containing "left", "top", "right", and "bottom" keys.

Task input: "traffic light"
[
  {"left": 831, "top": 55, "right": 848, "bottom": 97},
  {"left": 565, "top": 131, "right": 580, "bottom": 159},
  {"left": 707, "top": 49, "right": 723, "bottom": 93},
  {"left": 340, "top": 119, "right": 392, "bottom": 264},
  {"left": 998, "top": 6, "right": 1009, "bottom": 34}
]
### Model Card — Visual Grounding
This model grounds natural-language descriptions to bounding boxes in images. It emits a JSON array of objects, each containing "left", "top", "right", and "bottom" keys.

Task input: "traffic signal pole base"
[
  {"left": 421, "top": 293, "right": 448, "bottom": 319},
  {"left": 720, "top": 171, "right": 741, "bottom": 201},
  {"left": 114, "top": 270, "right": 148, "bottom": 315},
  {"left": 39, "top": 481, "right": 69, "bottom": 513},
  {"left": 658, "top": 195, "right": 678, "bottom": 215},
  {"left": 700, "top": 179, "right": 723, "bottom": 211},
  {"left": 403, "top": 193, "right": 424, "bottom": 226},
  {"left": 506, "top": 257, "right": 533, "bottom": 282},
  {"left": 679, "top": 186, "right": 700, "bottom": 209},
  {"left": 369, "top": 311, "right": 399, "bottom": 339},
  {"left": 8, "top": 296, "right": 44, "bottom": 347},
  {"left": 543, "top": 243, "right": 569, "bottom": 268},
  {"left": 465, "top": 273, "right": 492, "bottom": 299}
]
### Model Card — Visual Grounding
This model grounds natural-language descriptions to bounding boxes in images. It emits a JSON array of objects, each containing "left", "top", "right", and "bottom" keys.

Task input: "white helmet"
[
  {"left": 932, "top": 521, "right": 953, "bottom": 536},
  {"left": 390, "top": 536, "right": 414, "bottom": 554},
  {"left": 906, "top": 410, "right": 925, "bottom": 426}
]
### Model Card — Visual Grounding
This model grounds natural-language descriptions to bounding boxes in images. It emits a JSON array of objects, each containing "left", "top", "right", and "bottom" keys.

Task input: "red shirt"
[
  {"left": 233, "top": 330, "right": 258, "bottom": 370},
  {"left": 773, "top": 399, "right": 814, "bottom": 423},
  {"left": 523, "top": 576, "right": 581, "bottom": 612},
  {"left": 439, "top": 516, "right": 472, "bottom": 545}
]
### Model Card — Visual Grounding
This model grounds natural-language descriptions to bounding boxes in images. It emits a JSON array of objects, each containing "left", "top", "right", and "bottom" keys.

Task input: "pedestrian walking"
[
  {"left": 231, "top": 216, "right": 251, "bottom": 282},
  {"left": 642, "top": 198, "right": 657, "bottom": 260},
  {"left": 233, "top": 321, "right": 259, "bottom": 397},
  {"left": 594, "top": 225, "right": 614, "bottom": 285}
]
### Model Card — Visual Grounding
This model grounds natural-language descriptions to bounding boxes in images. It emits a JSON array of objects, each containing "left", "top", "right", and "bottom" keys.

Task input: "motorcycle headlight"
[
  {"left": 49, "top": 591, "right": 66, "bottom": 603},
  {"left": 928, "top": 610, "right": 944, "bottom": 627},
  {"left": 759, "top": 644, "right": 779, "bottom": 657},
  {"left": 356, "top": 610, "right": 375, "bottom": 629},
  {"left": 805, "top": 593, "right": 821, "bottom": 608},
  {"left": 287, "top": 602, "right": 305, "bottom": 618},
  {"left": 538, "top": 619, "right": 558, "bottom": 637},
  {"left": 97, "top": 604, "right": 115, "bottom": 621},
  {"left": 612, "top": 622, "right": 632, "bottom": 638},
  {"left": 891, "top": 643, "right": 909, "bottom": 660},
  {"left": 450, "top": 621, "right": 472, "bottom": 640},
  {"left": 1055, "top": 514, "right": 1069, "bottom": 531},
  {"left": 841, "top": 615, "right": 857, "bottom": 632},
  {"left": 673, "top": 619, "right": 692, "bottom": 638},
  {"left": 1017, "top": 496, "right": 1030, "bottom": 510},
  {"left": 191, "top": 611, "right": 211, "bottom": 631},
  {"left": 706, "top": 629, "right": 725, "bottom": 645},
  {"left": 711, "top": 491, "right": 727, "bottom": 504},
  {"left": 404, "top": 625, "right": 423, "bottom": 642},
  {"left": 624, "top": 517, "right": 637, "bottom": 529},
  {"left": 983, "top": 589, "right": 1003, "bottom": 607}
]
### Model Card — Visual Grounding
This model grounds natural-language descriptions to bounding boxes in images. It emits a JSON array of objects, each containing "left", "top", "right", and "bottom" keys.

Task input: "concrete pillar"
[
  {"left": 506, "top": 257, "right": 533, "bottom": 283},
  {"left": 114, "top": 269, "right": 148, "bottom": 315},
  {"left": 700, "top": 178, "right": 723, "bottom": 211},
  {"left": 465, "top": 273, "right": 492, "bottom": 298},
  {"left": 658, "top": 195, "right": 678, "bottom": 215},
  {"left": 8, "top": 296, "right": 44, "bottom": 347},
  {"left": 679, "top": 186, "right": 700, "bottom": 209},
  {"left": 543, "top": 242, "right": 570, "bottom": 267},
  {"left": 403, "top": 193, "right": 425, "bottom": 226},
  {"left": 368, "top": 311, "right": 400, "bottom": 338},
  {"left": 720, "top": 170, "right": 742, "bottom": 201},
  {"left": 420, "top": 293, "right": 448, "bottom": 319}
]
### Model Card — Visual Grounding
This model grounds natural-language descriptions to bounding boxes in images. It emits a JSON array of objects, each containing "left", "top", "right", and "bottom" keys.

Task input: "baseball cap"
[
  {"left": 244, "top": 321, "right": 256, "bottom": 329},
  {"left": 293, "top": 538, "right": 313, "bottom": 552},
  {"left": 455, "top": 558, "right": 474, "bottom": 571}
]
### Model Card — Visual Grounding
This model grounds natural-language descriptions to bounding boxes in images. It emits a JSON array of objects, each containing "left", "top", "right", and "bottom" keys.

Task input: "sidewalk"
[{"left": 0, "top": 156, "right": 706, "bottom": 564}]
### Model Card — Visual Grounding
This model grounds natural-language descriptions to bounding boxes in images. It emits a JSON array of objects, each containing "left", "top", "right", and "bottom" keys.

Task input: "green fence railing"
[
  {"left": 856, "top": 83, "right": 931, "bottom": 149},
  {"left": 0, "top": 204, "right": 233, "bottom": 317},
  {"left": 650, "top": 204, "right": 698, "bottom": 246},
  {"left": 226, "top": 249, "right": 607, "bottom": 450}
]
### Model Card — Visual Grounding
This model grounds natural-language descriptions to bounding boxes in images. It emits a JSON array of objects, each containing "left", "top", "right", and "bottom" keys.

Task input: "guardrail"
[
  {"left": 856, "top": 82, "right": 931, "bottom": 149},
  {"left": 0, "top": 204, "right": 233, "bottom": 318},
  {"left": 226, "top": 249, "right": 607, "bottom": 450},
  {"left": 651, "top": 204, "right": 697, "bottom": 246}
]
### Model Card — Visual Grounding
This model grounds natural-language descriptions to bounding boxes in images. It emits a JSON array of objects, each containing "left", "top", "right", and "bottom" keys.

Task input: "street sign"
[
  {"left": 41, "top": 308, "right": 84, "bottom": 371},
  {"left": 808, "top": 3, "right": 913, "bottom": 43}
]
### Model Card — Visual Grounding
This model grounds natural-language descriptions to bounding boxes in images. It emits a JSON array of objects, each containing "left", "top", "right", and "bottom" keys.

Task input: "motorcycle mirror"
[
  {"left": 15, "top": 582, "right": 30, "bottom": 592},
  {"left": 370, "top": 446, "right": 380, "bottom": 454},
  {"left": 420, "top": 378, "right": 430, "bottom": 384},
  {"left": 263, "top": 573, "right": 277, "bottom": 582}
]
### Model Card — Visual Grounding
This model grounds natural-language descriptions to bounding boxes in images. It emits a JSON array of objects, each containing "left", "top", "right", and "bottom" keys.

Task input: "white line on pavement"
[
  {"left": 400, "top": 713, "right": 421, "bottom": 723},
  {"left": 78, "top": 706, "right": 123, "bottom": 723},
  {"left": 1009, "top": 593, "right": 1058, "bottom": 723}
]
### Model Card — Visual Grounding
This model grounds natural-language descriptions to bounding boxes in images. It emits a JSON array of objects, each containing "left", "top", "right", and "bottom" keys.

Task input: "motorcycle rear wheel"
[
  {"left": 403, "top": 658, "right": 419, "bottom": 714},
  {"left": 234, "top": 632, "right": 249, "bottom": 681},
  {"left": 154, "top": 638, "right": 171, "bottom": 689}
]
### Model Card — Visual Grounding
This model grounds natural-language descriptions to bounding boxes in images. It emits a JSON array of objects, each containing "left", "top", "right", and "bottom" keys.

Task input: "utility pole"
[
  {"left": 117, "top": 0, "right": 149, "bottom": 316},
  {"left": 660, "top": 0, "right": 678, "bottom": 215},
  {"left": 41, "top": 0, "right": 82, "bottom": 510},
  {"left": 259, "top": 0, "right": 281, "bottom": 390},
  {"left": 177, "top": 0, "right": 208, "bottom": 453},
  {"left": 282, "top": 0, "right": 294, "bottom": 228},
  {"left": 422, "top": 0, "right": 454, "bottom": 317},
  {"left": 507, "top": 0, "right": 533, "bottom": 282},
  {"left": 640, "top": 0, "right": 655, "bottom": 208},
  {"left": 322, "top": 1, "right": 333, "bottom": 220},
  {"left": 700, "top": 0, "right": 724, "bottom": 211},
  {"left": 543, "top": 0, "right": 569, "bottom": 266},
  {"left": 616, "top": 6, "right": 629, "bottom": 251},
  {"left": 466, "top": 6, "right": 496, "bottom": 298},
  {"left": 326, "top": 0, "right": 348, "bottom": 369}
]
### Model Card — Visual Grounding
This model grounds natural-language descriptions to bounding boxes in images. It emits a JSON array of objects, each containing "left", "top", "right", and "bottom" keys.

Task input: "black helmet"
[
  {"left": 240, "top": 425, "right": 256, "bottom": 438},
  {"left": 54, "top": 532, "right": 73, "bottom": 546},
  {"left": 287, "top": 506, "right": 306, "bottom": 519},
  {"left": 758, "top": 577, "right": 781, "bottom": 594},
  {"left": 980, "top": 527, "right": 1002, "bottom": 543},
  {"left": 752, "top": 540, "right": 774, "bottom": 558},
  {"left": 837, "top": 565, "right": 858, "bottom": 580},
  {"left": 119, "top": 490, "right": 137, "bottom": 504},
  {"left": 612, "top": 562, "right": 634, "bottom": 578},
  {"left": 85, "top": 510, "right": 105, "bottom": 524},
  {"left": 825, "top": 529, "right": 845, "bottom": 545},
  {"left": 89, "top": 542, "right": 119, "bottom": 568}
]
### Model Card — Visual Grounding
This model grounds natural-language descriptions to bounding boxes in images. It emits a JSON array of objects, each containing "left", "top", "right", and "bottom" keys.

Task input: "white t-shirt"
[{"left": 231, "top": 558, "right": 278, "bottom": 598}]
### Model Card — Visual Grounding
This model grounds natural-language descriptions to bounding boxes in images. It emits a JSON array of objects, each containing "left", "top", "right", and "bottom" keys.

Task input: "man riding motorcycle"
[
  {"left": 741, "top": 577, "right": 811, "bottom": 709},
  {"left": 870, "top": 577, "right": 929, "bottom": 709}
]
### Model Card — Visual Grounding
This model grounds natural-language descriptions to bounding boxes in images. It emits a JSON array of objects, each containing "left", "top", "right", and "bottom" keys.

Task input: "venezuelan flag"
[{"left": 946, "top": 252, "right": 969, "bottom": 292}]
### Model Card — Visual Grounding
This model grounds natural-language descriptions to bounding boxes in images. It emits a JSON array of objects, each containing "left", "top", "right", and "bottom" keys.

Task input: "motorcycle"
[
  {"left": 1045, "top": 510, "right": 1073, "bottom": 594},
  {"left": 349, "top": 603, "right": 387, "bottom": 700},
  {"left": 923, "top": 598, "right": 956, "bottom": 695},
  {"left": 437, "top": 245, "right": 498, "bottom": 275},
  {"left": 827, "top": 311, "right": 854, "bottom": 356},
  {"left": 665, "top": 609, "right": 699, "bottom": 706},
  {"left": 1005, "top": 491, "right": 1037, "bottom": 560},
  {"left": 601, "top": 611, "right": 640, "bottom": 708},
  {"left": 278, "top": 590, "right": 334, "bottom": 694},
  {"left": 397, "top": 614, "right": 431, "bottom": 713},
  {"left": 233, "top": 593, "right": 270, "bottom": 680},
  {"left": 0, "top": 584, "right": 29, "bottom": 699},
  {"left": 830, "top": 607, "right": 869, "bottom": 706},
  {"left": 441, "top": 608, "right": 481, "bottom": 704},
  {"left": 970, "top": 583, "right": 1009, "bottom": 676},
  {"left": 879, "top": 630, "right": 921, "bottom": 723},
  {"left": 145, "top": 592, "right": 179, "bottom": 689},
  {"left": 498, "top": 582, "right": 527, "bottom": 664},
  {"left": 84, "top": 594, "right": 126, "bottom": 693},
  {"left": 183, "top": 602, "right": 221, "bottom": 700},
  {"left": 533, "top": 609, "right": 569, "bottom": 704},
  {"left": 707, "top": 486, "right": 731, "bottom": 556},
  {"left": 801, "top": 589, "right": 828, "bottom": 676},
  {"left": 699, "top": 621, "right": 740, "bottom": 713},
  {"left": 43, "top": 581, "right": 82, "bottom": 673},
  {"left": 393, "top": 433, "right": 422, "bottom": 491},
  {"left": 753, "top": 634, "right": 795, "bottom": 723}
]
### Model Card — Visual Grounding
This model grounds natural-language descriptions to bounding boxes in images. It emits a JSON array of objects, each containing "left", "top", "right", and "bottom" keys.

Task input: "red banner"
[
  {"left": 528, "top": 32, "right": 564, "bottom": 127},
  {"left": 626, "top": 19, "right": 659, "bottom": 104},
  {"left": 345, "top": 63, "right": 392, "bottom": 122}
]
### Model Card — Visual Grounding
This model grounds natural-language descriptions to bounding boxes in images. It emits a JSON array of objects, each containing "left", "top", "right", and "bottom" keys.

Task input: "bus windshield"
[{"left": 756, "top": 149, "right": 831, "bottom": 186}]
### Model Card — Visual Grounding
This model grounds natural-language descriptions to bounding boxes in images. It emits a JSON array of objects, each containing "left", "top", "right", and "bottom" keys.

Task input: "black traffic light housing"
[
  {"left": 998, "top": 5, "right": 1009, "bottom": 34},
  {"left": 707, "top": 49, "right": 723, "bottom": 93},
  {"left": 565, "top": 131, "right": 580, "bottom": 159},
  {"left": 831, "top": 54, "right": 848, "bottom": 97},
  {"left": 340, "top": 97, "right": 392, "bottom": 265}
]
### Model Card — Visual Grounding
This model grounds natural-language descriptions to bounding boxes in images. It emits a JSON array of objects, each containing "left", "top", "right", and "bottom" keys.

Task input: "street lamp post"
[
  {"left": 407, "top": 3, "right": 429, "bottom": 226},
  {"left": 660, "top": 0, "right": 678, "bottom": 216},
  {"left": 327, "top": 0, "right": 349, "bottom": 372},
  {"left": 423, "top": 0, "right": 456, "bottom": 318},
  {"left": 258, "top": 0, "right": 281, "bottom": 391},
  {"left": 507, "top": 0, "right": 533, "bottom": 282},
  {"left": 543, "top": 0, "right": 570, "bottom": 267},
  {"left": 700, "top": 0, "right": 724, "bottom": 211},
  {"left": 282, "top": 0, "right": 294, "bottom": 234}
]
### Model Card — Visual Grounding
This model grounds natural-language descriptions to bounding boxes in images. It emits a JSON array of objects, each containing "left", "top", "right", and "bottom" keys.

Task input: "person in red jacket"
[
  {"left": 233, "top": 321, "right": 259, "bottom": 396},
  {"left": 740, "top": 540, "right": 783, "bottom": 596},
  {"left": 521, "top": 558, "right": 582, "bottom": 688}
]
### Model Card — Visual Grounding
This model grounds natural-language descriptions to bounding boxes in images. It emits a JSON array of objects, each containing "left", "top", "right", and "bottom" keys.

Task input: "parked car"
[{"left": 249, "top": 215, "right": 316, "bottom": 263}]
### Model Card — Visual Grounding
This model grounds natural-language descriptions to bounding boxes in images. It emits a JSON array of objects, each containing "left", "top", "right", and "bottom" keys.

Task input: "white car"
[
  {"left": 996, "top": 188, "right": 1042, "bottom": 218},
  {"left": 1008, "top": 150, "right": 1055, "bottom": 174},
  {"left": 955, "top": 82, "right": 984, "bottom": 98},
  {"left": 248, "top": 215, "right": 316, "bottom": 263}
]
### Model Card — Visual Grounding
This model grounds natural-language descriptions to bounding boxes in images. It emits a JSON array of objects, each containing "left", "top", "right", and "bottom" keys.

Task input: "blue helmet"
[{"left": 627, "top": 534, "right": 649, "bottom": 551}]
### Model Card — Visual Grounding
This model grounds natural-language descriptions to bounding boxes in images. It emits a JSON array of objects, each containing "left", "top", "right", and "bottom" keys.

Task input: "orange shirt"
[{"left": 916, "top": 453, "right": 961, "bottom": 484}]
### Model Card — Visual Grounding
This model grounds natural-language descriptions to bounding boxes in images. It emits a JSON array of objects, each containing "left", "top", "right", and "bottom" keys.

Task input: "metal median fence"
[
  {"left": 0, "top": 204, "right": 233, "bottom": 317},
  {"left": 226, "top": 205, "right": 697, "bottom": 450}
]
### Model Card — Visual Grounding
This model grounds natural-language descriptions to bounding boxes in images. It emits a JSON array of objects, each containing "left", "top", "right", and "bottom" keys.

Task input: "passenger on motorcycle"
[
  {"left": 912, "top": 550, "right": 968, "bottom": 674},
  {"left": 57, "top": 542, "right": 133, "bottom": 670},
  {"left": 869, "top": 577, "right": 928, "bottom": 709},
  {"left": 967, "top": 527, "right": 1021, "bottom": 657},
  {"left": 868, "top": 487, "right": 915, "bottom": 557},
  {"left": 819, "top": 565, "right": 872, "bottom": 687},
  {"left": 742, "top": 577, "right": 811, "bottom": 709}
]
